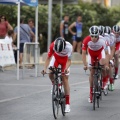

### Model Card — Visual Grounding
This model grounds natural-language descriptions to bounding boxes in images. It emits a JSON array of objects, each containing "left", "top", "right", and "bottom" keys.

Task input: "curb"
[{"left": 40, "top": 56, "right": 83, "bottom": 64}]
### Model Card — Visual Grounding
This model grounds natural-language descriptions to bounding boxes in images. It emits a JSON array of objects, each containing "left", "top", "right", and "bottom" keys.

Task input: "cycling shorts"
[{"left": 87, "top": 48, "right": 105, "bottom": 67}]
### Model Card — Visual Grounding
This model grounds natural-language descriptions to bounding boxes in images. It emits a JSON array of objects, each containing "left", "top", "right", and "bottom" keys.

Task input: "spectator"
[
  {"left": 68, "top": 15, "right": 83, "bottom": 54},
  {"left": 60, "top": 15, "right": 69, "bottom": 41},
  {"left": 28, "top": 18, "right": 36, "bottom": 69},
  {"left": 5, "top": 30, "right": 17, "bottom": 64},
  {"left": 0, "top": 15, "right": 13, "bottom": 39},
  {"left": 28, "top": 18, "right": 35, "bottom": 42},
  {"left": 13, "top": 17, "right": 35, "bottom": 69},
  {"left": 4, "top": 30, "right": 14, "bottom": 44}
]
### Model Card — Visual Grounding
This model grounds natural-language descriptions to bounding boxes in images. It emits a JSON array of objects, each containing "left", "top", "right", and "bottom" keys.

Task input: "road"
[{"left": 0, "top": 64, "right": 120, "bottom": 120}]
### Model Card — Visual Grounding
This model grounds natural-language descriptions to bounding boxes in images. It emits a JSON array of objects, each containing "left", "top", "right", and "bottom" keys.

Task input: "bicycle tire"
[
  {"left": 99, "top": 73, "right": 102, "bottom": 100},
  {"left": 100, "top": 78, "right": 103, "bottom": 100},
  {"left": 60, "top": 87, "right": 65, "bottom": 116},
  {"left": 93, "top": 75, "right": 98, "bottom": 110},
  {"left": 52, "top": 84, "right": 60, "bottom": 119},
  {"left": 96, "top": 86, "right": 99, "bottom": 108},
  {"left": 96, "top": 78, "right": 100, "bottom": 108}
]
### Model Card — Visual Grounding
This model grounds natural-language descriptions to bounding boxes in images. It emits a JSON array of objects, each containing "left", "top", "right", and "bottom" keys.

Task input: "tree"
[{"left": 1, "top": 2, "right": 120, "bottom": 54}]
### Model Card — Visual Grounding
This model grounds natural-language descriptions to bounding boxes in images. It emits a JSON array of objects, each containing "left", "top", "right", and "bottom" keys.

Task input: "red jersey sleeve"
[
  {"left": 82, "top": 36, "right": 91, "bottom": 50},
  {"left": 48, "top": 42, "right": 54, "bottom": 57}
]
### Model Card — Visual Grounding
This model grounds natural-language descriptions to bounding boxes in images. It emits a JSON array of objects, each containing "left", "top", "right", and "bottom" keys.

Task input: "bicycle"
[
  {"left": 91, "top": 61, "right": 105, "bottom": 110},
  {"left": 48, "top": 67, "right": 66, "bottom": 119}
]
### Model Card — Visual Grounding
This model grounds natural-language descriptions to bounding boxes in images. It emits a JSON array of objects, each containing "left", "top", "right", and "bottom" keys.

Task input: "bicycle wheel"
[
  {"left": 52, "top": 84, "right": 60, "bottom": 119},
  {"left": 93, "top": 76, "right": 98, "bottom": 110},
  {"left": 99, "top": 79, "right": 103, "bottom": 100},
  {"left": 60, "top": 86, "right": 65, "bottom": 116},
  {"left": 99, "top": 73, "right": 103, "bottom": 100},
  {"left": 96, "top": 78, "right": 100, "bottom": 108},
  {"left": 93, "top": 87, "right": 96, "bottom": 110},
  {"left": 96, "top": 86, "right": 100, "bottom": 108}
]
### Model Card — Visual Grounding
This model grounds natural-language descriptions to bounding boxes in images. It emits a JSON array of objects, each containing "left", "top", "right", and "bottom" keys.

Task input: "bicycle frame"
[
  {"left": 49, "top": 67, "right": 65, "bottom": 119},
  {"left": 91, "top": 61, "right": 104, "bottom": 110}
]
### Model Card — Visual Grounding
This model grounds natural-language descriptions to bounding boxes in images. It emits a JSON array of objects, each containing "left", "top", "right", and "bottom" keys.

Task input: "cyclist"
[
  {"left": 98, "top": 25, "right": 109, "bottom": 93},
  {"left": 112, "top": 25, "right": 120, "bottom": 79},
  {"left": 103, "top": 26, "right": 116, "bottom": 91},
  {"left": 82, "top": 25, "right": 109, "bottom": 103},
  {"left": 41, "top": 37, "right": 72, "bottom": 113}
]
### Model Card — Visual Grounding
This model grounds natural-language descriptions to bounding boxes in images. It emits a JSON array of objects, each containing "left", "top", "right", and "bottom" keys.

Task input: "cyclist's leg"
[
  {"left": 99, "top": 49, "right": 107, "bottom": 90},
  {"left": 114, "top": 43, "right": 120, "bottom": 79},
  {"left": 114, "top": 50, "right": 120, "bottom": 79},
  {"left": 87, "top": 54, "right": 94, "bottom": 103},
  {"left": 89, "top": 68, "right": 95, "bottom": 103},
  {"left": 61, "top": 61, "right": 70, "bottom": 112},
  {"left": 109, "top": 64, "right": 114, "bottom": 91}
]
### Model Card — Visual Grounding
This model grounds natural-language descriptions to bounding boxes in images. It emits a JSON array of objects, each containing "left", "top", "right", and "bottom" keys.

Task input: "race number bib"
[
  {"left": 77, "top": 29, "right": 82, "bottom": 37},
  {"left": 65, "top": 28, "right": 68, "bottom": 34}
]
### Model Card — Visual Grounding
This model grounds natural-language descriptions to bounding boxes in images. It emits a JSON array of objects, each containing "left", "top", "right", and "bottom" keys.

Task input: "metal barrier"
[{"left": 22, "top": 42, "right": 40, "bottom": 78}]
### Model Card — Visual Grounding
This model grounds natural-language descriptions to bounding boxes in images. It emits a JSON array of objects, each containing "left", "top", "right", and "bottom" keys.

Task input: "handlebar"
[{"left": 49, "top": 66, "right": 62, "bottom": 74}]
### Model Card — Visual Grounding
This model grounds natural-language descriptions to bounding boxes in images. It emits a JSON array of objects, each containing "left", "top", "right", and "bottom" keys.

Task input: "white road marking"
[
  {"left": 0, "top": 80, "right": 88, "bottom": 87},
  {"left": 0, "top": 89, "right": 50, "bottom": 103},
  {"left": 0, "top": 81, "right": 89, "bottom": 103},
  {"left": 0, "top": 83, "right": 51, "bottom": 87}
]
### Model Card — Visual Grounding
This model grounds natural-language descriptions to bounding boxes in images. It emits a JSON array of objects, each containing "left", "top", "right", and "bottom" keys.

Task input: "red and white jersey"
[
  {"left": 48, "top": 41, "right": 72, "bottom": 59},
  {"left": 104, "top": 33, "right": 115, "bottom": 46},
  {"left": 110, "top": 33, "right": 116, "bottom": 46},
  {"left": 114, "top": 35, "right": 120, "bottom": 43},
  {"left": 82, "top": 35, "right": 107, "bottom": 51},
  {"left": 99, "top": 35, "right": 108, "bottom": 45},
  {"left": 104, "top": 33, "right": 110, "bottom": 46},
  {"left": 112, "top": 33, "right": 120, "bottom": 51}
]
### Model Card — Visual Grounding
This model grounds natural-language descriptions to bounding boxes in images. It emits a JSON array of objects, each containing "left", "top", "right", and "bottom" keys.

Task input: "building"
[{"left": 82, "top": 0, "right": 120, "bottom": 7}]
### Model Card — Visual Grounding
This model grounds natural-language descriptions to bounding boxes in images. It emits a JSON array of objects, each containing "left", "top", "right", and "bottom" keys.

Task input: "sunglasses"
[
  {"left": 1, "top": 17, "right": 5, "bottom": 19},
  {"left": 91, "top": 35, "right": 98, "bottom": 38}
]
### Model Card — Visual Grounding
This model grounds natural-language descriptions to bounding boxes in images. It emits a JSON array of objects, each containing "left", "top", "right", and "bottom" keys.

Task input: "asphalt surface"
[{"left": 0, "top": 64, "right": 120, "bottom": 120}]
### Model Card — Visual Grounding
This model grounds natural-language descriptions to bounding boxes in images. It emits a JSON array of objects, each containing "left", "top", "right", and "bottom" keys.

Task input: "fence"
[{"left": 22, "top": 42, "right": 40, "bottom": 78}]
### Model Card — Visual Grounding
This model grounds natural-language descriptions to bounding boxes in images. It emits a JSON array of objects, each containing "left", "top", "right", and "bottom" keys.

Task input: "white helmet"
[
  {"left": 112, "top": 25, "right": 120, "bottom": 33},
  {"left": 98, "top": 25, "right": 105, "bottom": 35},
  {"left": 89, "top": 26, "right": 99, "bottom": 36},
  {"left": 104, "top": 26, "right": 111, "bottom": 34},
  {"left": 54, "top": 37, "right": 66, "bottom": 52}
]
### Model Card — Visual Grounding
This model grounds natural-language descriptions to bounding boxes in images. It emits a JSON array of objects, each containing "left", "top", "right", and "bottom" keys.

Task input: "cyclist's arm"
[
  {"left": 44, "top": 56, "right": 51, "bottom": 72},
  {"left": 66, "top": 44, "right": 72, "bottom": 70},
  {"left": 105, "top": 49, "right": 110, "bottom": 66},
  {"left": 110, "top": 45, "right": 115, "bottom": 60},
  {"left": 104, "top": 40, "right": 110, "bottom": 66},
  {"left": 44, "top": 42, "right": 54, "bottom": 71},
  {"left": 82, "top": 37, "right": 88, "bottom": 67},
  {"left": 82, "top": 50, "right": 87, "bottom": 66},
  {"left": 68, "top": 22, "right": 76, "bottom": 35},
  {"left": 66, "top": 58, "right": 71, "bottom": 70}
]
